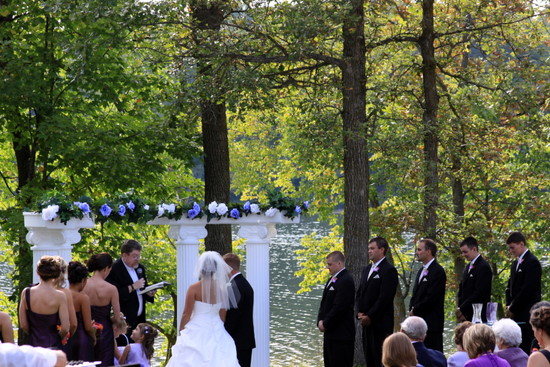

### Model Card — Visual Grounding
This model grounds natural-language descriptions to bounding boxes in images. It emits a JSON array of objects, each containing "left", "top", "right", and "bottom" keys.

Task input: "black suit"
[
  {"left": 457, "top": 255, "right": 492, "bottom": 322},
  {"left": 356, "top": 258, "right": 398, "bottom": 367},
  {"left": 506, "top": 250, "right": 541, "bottom": 354},
  {"left": 409, "top": 260, "right": 446, "bottom": 352},
  {"left": 225, "top": 273, "right": 256, "bottom": 367},
  {"left": 106, "top": 259, "right": 154, "bottom": 334},
  {"left": 317, "top": 268, "right": 355, "bottom": 367},
  {"left": 413, "top": 342, "right": 447, "bottom": 367}
]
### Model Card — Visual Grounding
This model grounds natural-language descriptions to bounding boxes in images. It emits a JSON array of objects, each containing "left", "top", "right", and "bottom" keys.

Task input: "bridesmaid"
[
  {"left": 19, "top": 256, "right": 69, "bottom": 348},
  {"left": 53, "top": 257, "right": 78, "bottom": 343},
  {"left": 68, "top": 261, "right": 95, "bottom": 361},
  {"left": 84, "top": 253, "right": 121, "bottom": 367}
]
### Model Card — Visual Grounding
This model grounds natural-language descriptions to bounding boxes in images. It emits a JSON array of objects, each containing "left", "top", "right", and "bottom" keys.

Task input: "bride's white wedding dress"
[{"left": 166, "top": 301, "right": 240, "bottom": 367}]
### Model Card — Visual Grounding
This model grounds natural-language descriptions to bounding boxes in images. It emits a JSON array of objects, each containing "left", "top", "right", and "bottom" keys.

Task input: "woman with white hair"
[{"left": 492, "top": 319, "right": 528, "bottom": 367}]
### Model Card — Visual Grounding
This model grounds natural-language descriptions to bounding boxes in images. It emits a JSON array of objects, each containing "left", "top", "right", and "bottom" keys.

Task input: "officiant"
[{"left": 106, "top": 239, "right": 156, "bottom": 343}]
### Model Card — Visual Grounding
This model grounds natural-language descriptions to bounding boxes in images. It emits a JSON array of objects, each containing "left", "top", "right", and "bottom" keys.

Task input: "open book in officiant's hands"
[{"left": 138, "top": 281, "right": 170, "bottom": 295}]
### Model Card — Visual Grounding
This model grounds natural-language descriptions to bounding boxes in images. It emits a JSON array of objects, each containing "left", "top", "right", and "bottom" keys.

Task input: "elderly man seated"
[
  {"left": 492, "top": 319, "right": 529, "bottom": 367},
  {"left": 400, "top": 316, "right": 447, "bottom": 367}
]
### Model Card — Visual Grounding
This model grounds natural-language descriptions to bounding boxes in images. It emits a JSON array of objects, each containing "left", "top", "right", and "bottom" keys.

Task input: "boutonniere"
[
  {"left": 373, "top": 266, "right": 379, "bottom": 272},
  {"left": 421, "top": 269, "right": 429, "bottom": 277},
  {"left": 332, "top": 277, "right": 338, "bottom": 283},
  {"left": 519, "top": 258, "right": 524, "bottom": 264},
  {"left": 469, "top": 264, "right": 474, "bottom": 271}
]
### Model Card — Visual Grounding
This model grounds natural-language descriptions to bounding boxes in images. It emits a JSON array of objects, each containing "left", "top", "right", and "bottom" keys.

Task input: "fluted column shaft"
[
  {"left": 167, "top": 224, "right": 208, "bottom": 328},
  {"left": 239, "top": 223, "right": 277, "bottom": 367}
]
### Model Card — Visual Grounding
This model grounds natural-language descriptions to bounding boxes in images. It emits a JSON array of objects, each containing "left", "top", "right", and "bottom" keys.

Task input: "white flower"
[
  {"left": 216, "top": 203, "right": 228, "bottom": 215},
  {"left": 250, "top": 203, "right": 260, "bottom": 214},
  {"left": 265, "top": 207, "right": 278, "bottom": 217},
  {"left": 208, "top": 201, "right": 218, "bottom": 214},
  {"left": 41, "top": 205, "right": 60, "bottom": 221},
  {"left": 163, "top": 203, "right": 176, "bottom": 213},
  {"left": 143, "top": 204, "right": 150, "bottom": 210},
  {"left": 157, "top": 205, "right": 165, "bottom": 217}
]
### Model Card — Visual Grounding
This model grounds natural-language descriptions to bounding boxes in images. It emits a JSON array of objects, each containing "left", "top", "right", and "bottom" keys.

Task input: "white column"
[
  {"left": 23, "top": 212, "right": 95, "bottom": 283},
  {"left": 238, "top": 223, "right": 277, "bottom": 367},
  {"left": 168, "top": 224, "right": 207, "bottom": 328}
]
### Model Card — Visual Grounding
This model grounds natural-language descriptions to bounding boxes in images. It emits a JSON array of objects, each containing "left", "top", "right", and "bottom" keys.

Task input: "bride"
[{"left": 166, "top": 251, "right": 240, "bottom": 367}]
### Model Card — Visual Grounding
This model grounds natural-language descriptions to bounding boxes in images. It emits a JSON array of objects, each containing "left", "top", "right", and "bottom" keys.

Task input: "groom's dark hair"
[{"left": 223, "top": 253, "right": 240, "bottom": 271}]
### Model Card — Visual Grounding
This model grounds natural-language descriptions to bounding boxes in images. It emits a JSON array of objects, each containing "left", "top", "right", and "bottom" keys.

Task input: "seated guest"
[
  {"left": 401, "top": 316, "right": 447, "bottom": 367},
  {"left": 19, "top": 256, "right": 70, "bottom": 348},
  {"left": 0, "top": 310, "right": 14, "bottom": 343},
  {"left": 0, "top": 343, "right": 67, "bottom": 367},
  {"left": 492, "top": 318, "right": 528, "bottom": 367},
  {"left": 463, "top": 324, "right": 510, "bottom": 367},
  {"left": 383, "top": 332, "right": 421, "bottom": 367},
  {"left": 448, "top": 322, "right": 473, "bottom": 367},
  {"left": 529, "top": 301, "right": 550, "bottom": 353},
  {"left": 527, "top": 305, "right": 550, "bottom": 367}
]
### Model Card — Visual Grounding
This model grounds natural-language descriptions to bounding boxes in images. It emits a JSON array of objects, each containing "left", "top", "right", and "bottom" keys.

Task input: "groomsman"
[
  {"left": 223, "top": 253, "right": 256, "bottom": 367},
  {"left": 356, "top": 237, "right": 398, "bottom": 367},
  {"left": 456, "top": 236, "right": 493, "bottom": 323},
  {"left": 409, "top": 238, "right": 446, "bottom": 352},
  {"left": 317, "top": 251, "right": 355, "bottom": 367},
  {"left": 505, "top": 231, "right": 541, "bottom": 354}
]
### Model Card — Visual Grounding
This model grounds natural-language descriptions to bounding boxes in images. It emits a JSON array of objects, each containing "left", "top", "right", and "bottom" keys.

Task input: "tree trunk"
[
  {"left": 201, "top": 100, "right": 232, "bottom": 254},
  {"left": 418, "top": 0, "right": 439, "bottom": 240},
  {"left": 190, "top": 2, "right": 232, "bottom": 254},
  {"left": 341, "top": 0, "right": 369, "bottom": 363}
]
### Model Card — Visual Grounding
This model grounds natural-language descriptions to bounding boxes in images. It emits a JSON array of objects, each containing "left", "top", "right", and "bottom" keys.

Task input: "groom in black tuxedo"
[
  {"left": 106, "top": 239, "right": 155, "bottom": 341},
  {"left": 317, "top": 251, "right": 355, "bottom": 367},
  {"left": 505, "top": 231, "right": 541, "bottom": 354},
  {"left": 456, "top": 236, "right": 493, "bottom": 323},
  {"left": 356, "top": 237, "right": 398, "bottom": 367},
  {"left": 223, "top": 253, "right": 256, "bottom": 367}
]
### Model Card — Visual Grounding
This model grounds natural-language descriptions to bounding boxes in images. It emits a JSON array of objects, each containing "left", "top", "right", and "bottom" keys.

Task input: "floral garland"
[{"left": 33, "top": 191, "right": 309, "bottom": 225}]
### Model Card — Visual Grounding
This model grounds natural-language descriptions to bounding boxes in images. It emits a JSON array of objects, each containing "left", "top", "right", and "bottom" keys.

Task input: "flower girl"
[{"left": 118, "top": 323, "right": 158, "bottom": 367}]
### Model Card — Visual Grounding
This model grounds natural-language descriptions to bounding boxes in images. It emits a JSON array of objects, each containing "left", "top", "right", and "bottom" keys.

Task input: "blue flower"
[
  {"left": 243, "top": 201, "right": 251, "bottom": 211},
  {"left": 230, "top": 208, "right": 240, "bottom": 219},
  {"left": 188, "top": 208, "right": 199, "bottom": 219},
  {"left": 74, "top": 202, "right": 91, "bottom": 214},
  {"left": 118, "top": 205, "right": 126, "bottom": 216},
  {"left": 100, "top": 204, "right": 112, "bottom": 217},
  {"left": 295, "top": 206, "right": 301, "bottom": 214},
  {"left": 193, "top": 202, "right": 200, "bottom": 213},
  {"left": 303, "top": 201, "right": 309, "bottom": 210},
  {"left": 127, "top": 201, "right": 135, "bottom": 211}
]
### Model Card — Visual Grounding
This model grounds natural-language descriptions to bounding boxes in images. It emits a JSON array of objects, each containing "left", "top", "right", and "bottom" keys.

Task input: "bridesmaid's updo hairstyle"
[
  {"left": 37, "top": 256, "right": 62, "bottom": 280},
  {"left": 53, "top": 256, "right": 68, "bottom": 287},
  {"left": 87, "top": 252, "right": 113, "bottom": 272},
  {"left": 530, "top": 306, "right": 550, "bottom": 336},
  {"left": 68, "top": 261, "right": 89, "bottom": 284}
]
